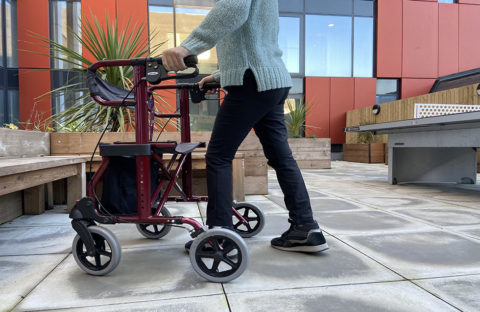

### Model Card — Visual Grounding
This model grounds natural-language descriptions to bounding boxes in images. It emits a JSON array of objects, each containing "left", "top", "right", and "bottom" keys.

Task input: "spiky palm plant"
[
  {"left": 32, "top": 14, "right": 171, "bottom": 132},
  {"left": 285, "top": 97, "right": 311, "bottom": 138}
]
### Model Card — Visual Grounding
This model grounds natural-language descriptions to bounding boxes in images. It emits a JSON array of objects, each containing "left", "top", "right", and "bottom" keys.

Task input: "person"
[{"left": 161, "top": 0, "right": 328, "bottom": 253}]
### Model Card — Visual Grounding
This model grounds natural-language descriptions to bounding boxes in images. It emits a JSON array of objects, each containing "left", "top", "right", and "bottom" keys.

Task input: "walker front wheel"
[
  {"left": 136, "top": 207, "right": 172, "bottom": 239},
  {"left": 189, "top": 228, "right": 249, "bottom": 283},
  {"left": 72, "top": 226, "right": 121, "bottom": 276},
  {"left": 232, "top": 202, "right": 265, "bottom": 238}
]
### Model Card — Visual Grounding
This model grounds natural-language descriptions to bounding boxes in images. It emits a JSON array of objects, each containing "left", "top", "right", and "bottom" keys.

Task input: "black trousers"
[{"left": 206, "top": 70, "right": 314, "bottom": 226}]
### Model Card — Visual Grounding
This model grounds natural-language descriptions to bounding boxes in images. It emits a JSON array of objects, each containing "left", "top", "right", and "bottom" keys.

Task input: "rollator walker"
[{"left": 69, "top": 55, "right": 265, "bottom": 282}]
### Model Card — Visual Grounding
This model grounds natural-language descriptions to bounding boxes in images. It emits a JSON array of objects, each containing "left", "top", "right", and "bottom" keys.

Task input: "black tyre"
[
  {"left": 232, "top": 202, "right": 265, "bottom": 238},
  {"left": 189, "top": 228, "right": 249, "bottom": 283},
  {"left": 72, "top": 226, "right": 121, "bottom": 276},
  {"left": 136, "top": 207, "right": 172, "bottom": 239}
]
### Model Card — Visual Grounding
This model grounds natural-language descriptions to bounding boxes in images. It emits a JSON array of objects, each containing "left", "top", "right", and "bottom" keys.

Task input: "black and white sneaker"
[{"left": 271, "top": 220, "right": 329, "bottom": 253}]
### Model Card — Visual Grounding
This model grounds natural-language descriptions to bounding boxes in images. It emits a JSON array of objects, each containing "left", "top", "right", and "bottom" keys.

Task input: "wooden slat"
[
  {"left": 24, "top": 185, "right": 45, "bottom": 215},
  {"left": 0, "top": 156, "right": 85, "bottom": 176},
  {"left": 346, "top": 83, "right": 480, "bottom": 144},
  {"left": 0, "top": 165, "right": 78, "bottom": 196},
  {"left": 0, "top": 192, "right": 22, "bottom": 224}
]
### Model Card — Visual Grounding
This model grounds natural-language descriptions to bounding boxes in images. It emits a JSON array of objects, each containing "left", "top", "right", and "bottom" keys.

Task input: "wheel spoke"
[
  {"left": 98, "top": 250, "right": 112, "bottom": 258},
  {"left": 94, "top": 254, "right": 102, "bottom": 267},
  {"left": 242, "top": 208, "right": 250, "bottom": 218},
  {"left": 197, "top": 250, "right": 215, "bottom": 258},
  {"left": 211, "top": 259, "right": 221, "bottom": 272},
  {"left": 222, "top": 256, "right": 239, "bottom": 270},
  {"left": 153, "top": 225, "right": 159, "bottom": 234}
]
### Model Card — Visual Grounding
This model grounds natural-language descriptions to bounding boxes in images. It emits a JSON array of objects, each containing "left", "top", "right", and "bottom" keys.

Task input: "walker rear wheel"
[
  {"left": 189, "top": 228, "right": 249, "bottom": 283},
  {"left": 232, "top": 202, "right": 265, "bottom": 238},
  {"left": 72, "top": 226, "right": 121, "bottom": 276},
  {"left": 136, "top": 207, "right": 172, "bottom": 239}
]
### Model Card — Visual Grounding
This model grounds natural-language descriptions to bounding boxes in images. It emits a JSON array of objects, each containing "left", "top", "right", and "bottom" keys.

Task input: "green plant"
[
  {"left": 284, "top": 97, "right": 312, "bottom": 138},
  {"left": 30, "top": 14, "right": 169, "bottom": 132}
]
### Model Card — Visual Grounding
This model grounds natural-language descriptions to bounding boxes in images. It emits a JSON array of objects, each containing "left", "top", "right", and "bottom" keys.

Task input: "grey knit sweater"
[{"left": 181, "top": 0, "right": 292, "bottom": 92}]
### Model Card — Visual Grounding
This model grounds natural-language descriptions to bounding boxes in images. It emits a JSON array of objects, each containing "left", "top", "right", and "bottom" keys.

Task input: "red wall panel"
[
  {"left": 305, "top": 77, "right": 330, "bottom": 139},
  {"left": 459, "top": 4, "right": 480, "bottom": 71},
  {"left": 18, "top": 70, "right": 51, "bottom": 128},
  {"left": 458, "top": 0, "right": 480, "bottom": 4},
  {"left": 17, "top": 0, "right": 50, "bottom": 69},
  {"left": 376, "top": 0, "right": 403, "bottom": 77},
  {"left": 330, "top": 78, "right": 354, "bottom": 144},
  {"left": 17, "top": 0, "right": 50, "bottom": 126},
  {"left": 354, "top": 78, "right": 377, "bottom": 110},
  {"left": 438, "top": 4, "right": 459, "bottom": 76},
  {"left": 402, "top": 0, "right": 438, "bottom": 78},
  {"left": 401, "top": 78, "right": 436, "bottom": 99}
]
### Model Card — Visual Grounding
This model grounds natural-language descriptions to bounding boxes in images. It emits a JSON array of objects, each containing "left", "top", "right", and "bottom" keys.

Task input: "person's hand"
[
  {"left": 161, "top": 46, "right": 190, "bottom": 72},
  {"left": 199, "top": 75, "right": 217, "bottom": 94}
]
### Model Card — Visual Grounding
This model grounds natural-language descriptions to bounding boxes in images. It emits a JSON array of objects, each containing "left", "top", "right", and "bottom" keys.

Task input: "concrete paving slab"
[
  {"left": 314, "top": 210, "right": 437, "bottom": 235},
  {"left": 341, "top": 231, "right": 480, "bottom": 279},
  {"left": 311, "top": 198, "right": 368, "bottom": 212},
  {"left": 0, "top": 254, "right": 67, "bottom": 312},
  {"left": 244, "top": 195, "right": 268, "bottom": 201},
  {"left": 0, "top": 226, "right": 76, "bottom": 256},
  {"left": 343, "top": 195, "right": 451, "bottom": 210},
  {"left": 456, "top": 227, "right": 480, "bottom": 239},
  {"left": 15, "top": 247, "right": 223, "bottom": 311},
  {"left": 223, "top": 237, "right": 401, "bottom": 294},
  {"left": 394, "top": 208, "right": 480, "bottom": 227},
  {"left": 415, "top": 274, "right": 480, "bottom": 312},
  {"left": 2, "top": 206, "right": 70, "bottom": 227},
  {"left": 227, "top": 281, "right": 458, "bottom": 312},
  {"left": 49, "top": 294, "right": 230, "bottom": 312},
  {"left": 161, "top": 202, "right": 201, "bottom": 218}
]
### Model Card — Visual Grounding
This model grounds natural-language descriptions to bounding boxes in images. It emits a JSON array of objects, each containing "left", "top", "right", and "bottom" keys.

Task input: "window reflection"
[
  {"left": 306, "top": 15, "right": 352, "bottom": 77},
  {"left": 50, "top": 0, "right": 81, "bottom": 69},
  {"left": 279, "top": 16, "right": 300, "bottom": 74},
  {"left": 149, "top": 6, "right": 175, "bottom": 50},
  {"left": 376, "top": 79, "right": 400, "bottom": 104},
  {"left": 6, "top": 0, "right": 17, "bottom": 67},
  {"left": 353, "top": 17, "right": 373, "bottom": 77}
]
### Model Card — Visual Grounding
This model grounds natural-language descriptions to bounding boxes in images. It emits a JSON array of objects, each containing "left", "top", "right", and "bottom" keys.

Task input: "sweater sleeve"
[
  {"left": 212, "top": 70, "right": 221, "bottom": 82},
  {"left": 181, "top": 0, "right": 252, "bottom": 56}
]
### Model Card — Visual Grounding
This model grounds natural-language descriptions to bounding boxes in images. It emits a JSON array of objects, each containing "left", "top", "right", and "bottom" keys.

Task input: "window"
[
  {"left": 1, "top": 0, "right": 18, "bottom": 125},
  {"left": 438, "top": 0, "right": 456, "bottom": 3},
  {"left": 353, "top": 17, "right": 373, "bottom": 77},
  {"left": 306, "top": 15, "right": 352, "bottom": 77},
  {"left": 148, "top": 1, "right": 217, "bottom": 74},
  {"left": 376, "top": 79, "right": 400, "bottom": 105},
  {"left": 279, "top": 16, "right": 301, "bottom": 74},
  {"left": 50, "top": 0, "right": 82, "bottom": 114}
]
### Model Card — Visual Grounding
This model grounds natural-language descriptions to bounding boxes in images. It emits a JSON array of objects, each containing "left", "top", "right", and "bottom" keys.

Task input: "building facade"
[{"left": 4, "top": 0, "right": 480, "bottom": 144}]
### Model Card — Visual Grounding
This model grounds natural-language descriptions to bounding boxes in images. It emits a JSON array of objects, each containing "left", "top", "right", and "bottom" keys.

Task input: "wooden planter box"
[{"left": 343, "top": 143, "right": 385, "bottom": 163}]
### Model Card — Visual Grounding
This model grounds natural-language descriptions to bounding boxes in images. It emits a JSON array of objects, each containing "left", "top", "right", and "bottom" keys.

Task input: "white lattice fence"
[{"left": 414, "top": 103, "right": 480, "bottom": 119}]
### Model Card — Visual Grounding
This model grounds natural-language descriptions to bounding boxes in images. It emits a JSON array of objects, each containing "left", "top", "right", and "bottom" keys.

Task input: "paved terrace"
[{"left": 1, "top": 161, "right": 480, "bottom": 311}]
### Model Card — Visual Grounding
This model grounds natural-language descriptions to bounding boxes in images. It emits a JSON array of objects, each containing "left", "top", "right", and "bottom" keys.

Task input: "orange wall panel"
[
  {"left": 81, "top": 0, "right": 116, "bottom": 63},
  {"left": 402, "top": 0, "right": 438, "bottom": 78},
  {"left": 401, "top": 78, "right": 436, "bottom": 99},
  {"left": 18, "top": 70, "right": 51, "bottom": 128},
  {"left": 330, "top": 78, "right": 354, "bottom": 144},
  {"left": 459, "top": 4, "right": 480, "bottom": 71},
  {"left": 354, "top": 78, "right": 377, "bottom": 110},
  {"left": 438, "top": 4, "right": 459, "bottom": 77},
  {"left": 376, "top": 0, "right": 403, "bottom": 77},
  {"left": 116, "top": 0, "right": 149, "bottom": 54},
  {"left": 305, "top": 77, "right": 330, "bottom": 139},
  {"left": 17, "top": 0, "right": 50, "bottom": 69}
]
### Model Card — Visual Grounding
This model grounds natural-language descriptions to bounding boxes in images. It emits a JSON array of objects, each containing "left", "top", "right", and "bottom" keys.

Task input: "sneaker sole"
[{"left": 271, "top": 242, "right": 329, "bottom": 253}]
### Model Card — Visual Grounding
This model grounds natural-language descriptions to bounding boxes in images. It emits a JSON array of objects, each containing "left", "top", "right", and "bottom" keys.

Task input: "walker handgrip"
[
  {"left": 203, "top": 82, "right": 221, "bottom": 90},
  {"left": 183, "top": 55, "right": 198, "bottom": 68}
]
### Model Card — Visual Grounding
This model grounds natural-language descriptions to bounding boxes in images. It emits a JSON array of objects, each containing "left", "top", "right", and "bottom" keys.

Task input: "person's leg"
[
  {"left": 253, "top": 96, "right": 314, "bottom": 224},
  {"left": 253, "top": 96, "right": 328, "bottom": 253},
  {"left": 205, "top": 70, "right": 289, "bottom": 226}
]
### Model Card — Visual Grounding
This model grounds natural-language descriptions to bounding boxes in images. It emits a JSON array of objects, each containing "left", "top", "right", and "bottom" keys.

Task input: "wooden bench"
[{"left": 0, "top": 129, "right": 86, "bottom": 224}]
